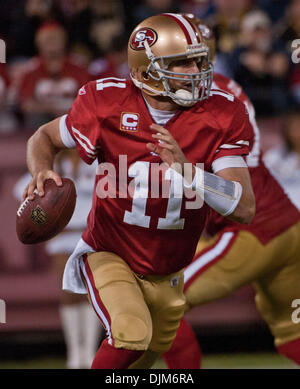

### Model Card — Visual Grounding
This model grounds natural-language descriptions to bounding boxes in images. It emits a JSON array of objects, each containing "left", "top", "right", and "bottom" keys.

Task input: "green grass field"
[{"left": 0, "top": 352, "right": 298, "bottom": 369}]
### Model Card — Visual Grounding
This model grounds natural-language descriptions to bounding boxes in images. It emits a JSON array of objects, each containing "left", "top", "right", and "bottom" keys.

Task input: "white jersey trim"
[
  {"left": 80, "top": 259, "right": 113, "bottom": 345},
  {"left": 72, "top": 127, "right": 97, "bottom": 159},
  {"left": 184, "top": 232, "right": 235, "bottom": 284}
]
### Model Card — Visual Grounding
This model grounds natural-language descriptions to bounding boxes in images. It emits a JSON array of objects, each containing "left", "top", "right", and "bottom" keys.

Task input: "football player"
[
  {"left": 162, "top": 18, "right": 300, "bottom": 369},
  {"left": 23, "top": 14, "right": 256, "bottom": 369}
]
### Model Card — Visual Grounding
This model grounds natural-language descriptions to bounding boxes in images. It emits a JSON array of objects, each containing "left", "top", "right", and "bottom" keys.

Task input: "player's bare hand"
[
  {"left": 147, "top": 123, "right": 191, "bottom": 172},
  {"left": 23, "top": 170, "right": 63, "bottom": 201}
]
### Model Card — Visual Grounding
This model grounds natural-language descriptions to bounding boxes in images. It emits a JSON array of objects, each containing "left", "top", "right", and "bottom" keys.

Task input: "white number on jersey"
[{"left": 124, "top": 162, "right": 185, "bottom": 230}]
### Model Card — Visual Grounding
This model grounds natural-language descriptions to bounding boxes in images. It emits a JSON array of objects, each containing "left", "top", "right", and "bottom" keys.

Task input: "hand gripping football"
[{"left": 16, "top": 178, "right": 77, "bottom": 244}]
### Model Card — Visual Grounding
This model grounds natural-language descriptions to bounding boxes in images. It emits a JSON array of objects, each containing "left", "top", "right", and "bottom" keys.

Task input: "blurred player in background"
[
  {"left": 0, "top": 63, "right": 18, "bottom": 133},
  {"left": 23, "top": 13, "right": 256, "bottom": 369},
  {"left": 14, "top": 150, "right": 103, "bottom": 369},
  {"left": 162, "top": 17, "right": 300, "bottom": 369},
  {"left": 45, "top": 150, "right": 102, "bottom": 369}
]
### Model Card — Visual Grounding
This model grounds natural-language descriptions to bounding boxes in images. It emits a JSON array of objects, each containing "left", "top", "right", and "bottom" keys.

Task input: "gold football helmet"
[{"left": 128, "top": 13, "right": 213, "bottom": 107}]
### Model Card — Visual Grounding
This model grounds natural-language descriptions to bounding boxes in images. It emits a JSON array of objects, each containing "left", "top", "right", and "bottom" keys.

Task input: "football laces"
[
  {"left": 17, "top": 197, "right": 30, "bottom": 217},
  {"left": 17, "top": 189, "right": 38, "bottom": 217}
]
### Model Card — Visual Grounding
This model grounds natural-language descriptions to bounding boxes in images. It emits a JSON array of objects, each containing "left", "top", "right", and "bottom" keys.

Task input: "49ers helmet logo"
[{"left": 130, "top": 28, "right": 157, "bottom": 50}]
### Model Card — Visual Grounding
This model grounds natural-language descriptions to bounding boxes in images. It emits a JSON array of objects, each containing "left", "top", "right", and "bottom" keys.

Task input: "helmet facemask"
[{"left": 132, "top": 40, "right": 213, "bottom": 107}]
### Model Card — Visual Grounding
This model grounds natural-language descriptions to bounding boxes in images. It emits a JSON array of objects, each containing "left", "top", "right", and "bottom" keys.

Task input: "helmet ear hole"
[{"left": 142, "top": 72, "right": 149, "bottom": 80}]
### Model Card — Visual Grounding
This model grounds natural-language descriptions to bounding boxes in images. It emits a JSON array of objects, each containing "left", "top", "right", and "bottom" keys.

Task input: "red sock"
[
  {"left": 277, "top": 338, "right": 300, "bottom": 366},
  {"left": 162, "top": 318, "right": 202, "bottom": 369},
  {"left": 91, "top": 338, "right": 144, "bottom": 369}
]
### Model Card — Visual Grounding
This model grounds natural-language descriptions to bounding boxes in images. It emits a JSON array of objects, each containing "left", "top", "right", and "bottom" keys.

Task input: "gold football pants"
[
  {"left": 184, "top": 221, "right": 300, "bottom": 347},
  {"left": 80, "top": 251, "right": 186, "bottom": 353}
]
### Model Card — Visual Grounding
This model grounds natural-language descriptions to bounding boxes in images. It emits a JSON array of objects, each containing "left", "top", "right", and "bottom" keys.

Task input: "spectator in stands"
[
  {"left": 229, "top": 9, "right": 290, "bottom": 117},
  {"left": 62, "top": 0, "right": 97, "bottom": 67},
  {"left": 257, "top": 0, "right": 290, "bottom": 24},
  {"left": 275, "top": 0, "right": 300, "bottom": 49},
  {"left": 273, "top": 0, "right": 300, "bottom": 106},
  {"left": 179, "top": 0, "right": 214, "bottom": 20},
  {"left": 18, "top": 22, "right": 90, "bottom": 129},
  {"left": 132, "top": 0, "right": 179, "bottom": 25},
  {"left": 88, "top": 34, "right": 129, "bottom": 81},
  {"left": 88, "top": 0, "right": 126, "bottom": 59},
  {"left": 89, "top": 17, "right": 125, "bottom": 58},
  {"left": 289, "top": 62, "right": 300, "bottom": 106},
  {"left": 9, "top": 0, "right": 66, "bottom": 61},
  {"left": 90, "top": 0, "right": 125, "bottom": 20},
  {"left": 264, "top": 107, "right": 300, "bottom": 210},
  {"left": 205, "top": 0, "right": 252, "bottom": 57}
]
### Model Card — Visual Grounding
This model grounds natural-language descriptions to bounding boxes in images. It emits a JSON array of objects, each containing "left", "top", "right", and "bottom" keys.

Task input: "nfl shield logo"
[{"left": 31, "top": 205, "right": 48, "bottom": 225}]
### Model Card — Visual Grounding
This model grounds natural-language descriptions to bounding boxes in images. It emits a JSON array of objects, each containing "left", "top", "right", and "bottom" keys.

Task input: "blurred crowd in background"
[{"left": 0, "top": 0, "right": 299, "bottom": 133}]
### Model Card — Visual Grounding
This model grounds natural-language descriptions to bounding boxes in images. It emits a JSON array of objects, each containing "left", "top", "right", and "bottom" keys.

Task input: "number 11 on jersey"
[{"left": 123, "top": 161, "right": 185, "bottom": 230}]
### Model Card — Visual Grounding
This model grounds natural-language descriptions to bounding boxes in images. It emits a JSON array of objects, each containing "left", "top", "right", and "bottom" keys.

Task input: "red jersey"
[
  {"left": 63, "top": 78, "right": 253, "bottom": 275},
  {"left": 206, "top": 73, "right": 300, "bottom": 243},
  {"left": 20, "top": 57, "right": 90, "bottom": 111}
]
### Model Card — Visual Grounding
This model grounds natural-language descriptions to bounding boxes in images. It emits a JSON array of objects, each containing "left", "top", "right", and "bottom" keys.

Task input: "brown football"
[{"left": 16, "top": 178, "right": 77, "bottom": 244}]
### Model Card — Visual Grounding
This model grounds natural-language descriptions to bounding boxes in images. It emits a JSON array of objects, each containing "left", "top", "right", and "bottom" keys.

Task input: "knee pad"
[{"left": 111, "top": 313, "right": 151, "bottom": 350}]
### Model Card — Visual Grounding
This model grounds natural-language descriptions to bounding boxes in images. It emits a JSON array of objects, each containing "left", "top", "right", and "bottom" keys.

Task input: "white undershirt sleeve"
[
  {"left": 212, "top": 155, "right": 247, "bottom": 173},
  {"left": 59, "top": 114, "right": 76, "bottom": 148}
]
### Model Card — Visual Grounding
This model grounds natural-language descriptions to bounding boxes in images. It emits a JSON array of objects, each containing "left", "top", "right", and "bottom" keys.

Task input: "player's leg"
[
  {"left": 129, "top": 270, "right": 186, "bottom": 369},
  {"left": 162, "top": 317, "right": 202, "bottom": 369},
  {"left": 80, "top": 251, "right": 152, "bottom": 369},
  {"left": 164, "top": 230, "right": 274, "bottom": 369},
  {"left": 277, "top": 338, "right": 300, "bottom": 365},
  {"left": 253, "top": 221, "right": 300, "bottom": 366}
]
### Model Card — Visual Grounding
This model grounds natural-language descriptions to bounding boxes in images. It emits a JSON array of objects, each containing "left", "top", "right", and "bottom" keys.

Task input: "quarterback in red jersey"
[
  {"left": 23, "top": 14, "right": 256, "bottom": 369},
  {"left": 162, "top": 18, "right": 300, "bottom": 369}
]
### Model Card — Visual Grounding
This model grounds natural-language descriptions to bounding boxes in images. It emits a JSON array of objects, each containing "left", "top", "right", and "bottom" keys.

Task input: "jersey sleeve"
[
  {"left": 63, "top": 82, "right": 100, "bottom": 165},
  {"left": 213, "top": 100, "right": 253, "bottom": 164}
]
